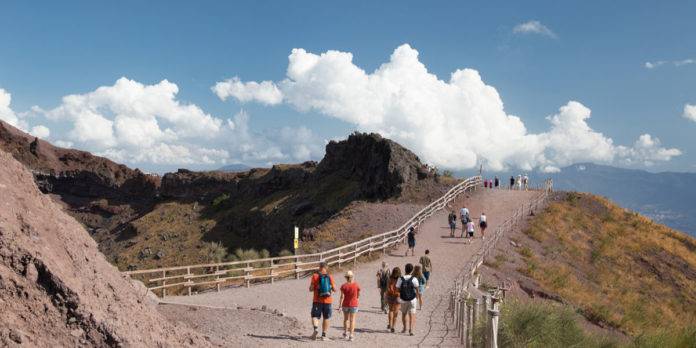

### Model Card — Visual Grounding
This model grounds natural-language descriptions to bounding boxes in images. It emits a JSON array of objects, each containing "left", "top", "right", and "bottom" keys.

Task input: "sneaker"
[
  {"left": 349, "top": 335, "right": 355, "bottom": 341},
  {"left": 409, "top": 332, "right": 414, "bottom": 336},
  {"left": 321, "top": 336, "right": 331, "bottom": 341},
  {"left": 387, "top": 325, "right": 391, "bottom": 330},
  {"left": 342, "top": 332, "right": 348, "bottom": 339},
  {"left": 390, "top": 328, "right": 395, "bottom": 333},
  {"left": 310, "top": 330, "right": 318, "bottom": 340}
]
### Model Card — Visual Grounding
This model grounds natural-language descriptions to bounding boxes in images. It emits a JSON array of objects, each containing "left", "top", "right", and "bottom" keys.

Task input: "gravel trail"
[{"left": 163, "top": 189, "right": 540, "bottom": 347}]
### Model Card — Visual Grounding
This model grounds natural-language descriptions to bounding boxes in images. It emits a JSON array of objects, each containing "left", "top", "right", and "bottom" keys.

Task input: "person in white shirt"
[
  {"left": 479, "top": 213, "right": 487, "bottom": 238},
  {"left": 395, "top": 263, "right": 420, "bottom": 336},
  {"left": 523, "top": 174, "right": 529, "bottom": 191},
  {"left": 459, "top": 207, "right": 470, "bottom": 236},
  {"left": 516, "top": 175, "right": 522, "bottom": 190}
]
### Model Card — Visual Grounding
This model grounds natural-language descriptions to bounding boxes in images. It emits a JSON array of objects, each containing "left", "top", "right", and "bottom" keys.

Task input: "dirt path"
[{"left": 163, "top": 189, "right": 540, "bottom": 347}]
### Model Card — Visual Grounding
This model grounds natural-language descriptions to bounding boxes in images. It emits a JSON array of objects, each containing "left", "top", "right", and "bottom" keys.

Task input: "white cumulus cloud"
[
  {"left": 513, "top": 20, "right": 557, "bottom": 38},
  {"left": 29, "top": 125, "right": 50, "bottom": 139},
  {"left": 213, "top": 77, "right": 283, "bottom": 105},
  {"left": 31, "top": 78, "right": 322, "bottom": 168},
  {"left": 0, "top": 88, "right": 27, "bottom": 130},
  {"left": 215, "top": 44, "right": 681, "bottom": 172},
  {"left": 684, "top": 104, "right": 696, "bottom": 122}
]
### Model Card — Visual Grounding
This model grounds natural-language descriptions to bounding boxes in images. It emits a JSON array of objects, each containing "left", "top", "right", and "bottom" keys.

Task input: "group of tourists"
[
  {"left": 509, "top": 174, "right": 529, "bottom": 190},
  {"left": 447, "top": 206, "right": 487, "bottom": 240},
  {"left": 308, "top": 249, "right": 433, "bottom": 341},
  {"left": 482, "top": 176, "right": 500, "bottom": 189}
]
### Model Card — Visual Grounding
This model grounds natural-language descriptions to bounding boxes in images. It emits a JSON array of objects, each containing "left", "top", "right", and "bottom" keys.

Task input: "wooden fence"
[
  {"left": 448, "top": 179, "right": 553, "bottom": 347},
  {"left": 124, "top": 175, "right": 484, "bottom": 297}
]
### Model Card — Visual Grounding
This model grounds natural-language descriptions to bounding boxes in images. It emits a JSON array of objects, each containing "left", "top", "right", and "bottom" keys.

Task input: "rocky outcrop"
[{"left": 0, "top": 150, "right": 210, "bottom": 346}]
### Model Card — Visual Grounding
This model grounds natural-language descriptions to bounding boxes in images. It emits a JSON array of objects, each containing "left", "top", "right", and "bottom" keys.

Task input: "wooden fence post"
[
  {"left": 295, "top": 256, "right": 300, "bottom": 279},
  {"left": 353, "top": 244, "right": 358, "bottom": 269},
  {"left": 270, "top": 260, "right": 275, "bottom": 284},
  {"left": 216, "top": 265, "right": 221, "bottom": 292},
  {"left": 245, "top": 262, "right": 251, "bottom": 288},
  {"left": 187, "top": 267, "right": 192, "bottom": 296},
  {"left": 162, "top": 270, "right": 167, "bottom": 298},
  {"left": 488, "top": 299, "right": 500, "bottom": 348}
]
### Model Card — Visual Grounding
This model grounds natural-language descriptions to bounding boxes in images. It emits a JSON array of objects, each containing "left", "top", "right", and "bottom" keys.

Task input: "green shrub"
[
  {"left": 206, "top": 242, "right": 227, "bottom": 263},
  {"left": 211, "top": 193, "right": 230, "bottom": 210}
]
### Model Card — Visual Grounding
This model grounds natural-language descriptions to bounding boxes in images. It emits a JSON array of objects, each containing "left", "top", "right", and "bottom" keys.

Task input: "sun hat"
[{"left": 345, "top": 270, "right": 354, "bottom": 279}]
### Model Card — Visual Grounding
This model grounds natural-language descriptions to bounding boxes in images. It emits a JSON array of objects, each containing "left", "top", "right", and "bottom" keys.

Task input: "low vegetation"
[{"left": 518, "top": 192, "right": 696, "bottom": 336}]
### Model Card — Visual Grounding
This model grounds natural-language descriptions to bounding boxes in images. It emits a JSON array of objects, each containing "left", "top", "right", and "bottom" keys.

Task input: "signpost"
[{"left": 293, "top": 226, "right": 299, "bottom": 253}]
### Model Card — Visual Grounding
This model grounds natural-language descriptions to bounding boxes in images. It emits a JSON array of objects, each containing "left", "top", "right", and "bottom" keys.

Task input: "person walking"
[
  {"left": 517, "top": 174, "right": 522, "bottom": 190},
  {"left": 396, "top": 263, "right": 420, "bottom": 336},
  {"left": 406, "top": 226, "right": 416, "bottom": 256},
  {"left": 494, "top": 176, "right": 499, "bottom": 189},
  {"left": 309, "top": 262, "right": 335, "bottom": 341},
  {"left": 413, "top": 265, "right": 426, "bottom": 310},
  {"left": 466, "top": 219, "right": 475, "bottom": 241},
  {"left": 448, "top": 210, "right": 457, "bottom": 237},
  {"left": 339, "top": 270, "right": 361, "bottom": 341},
  {"left": 460, "top": 206, "right": 470, "bottom": 237},
  {"left": 479, "top": 212, "right": 487, "bottom": 238},
  {"left": 418, "top": 249, "right": 432, "bottom": 288},
  {"left": 376, "top": 262, "right": 390, "bottom": 313},
  {"left": 509, "top": 176, "right": 515, "bottom": 190},
  {"left": 386, "top": 267, "right": 402, "bottom": 333},
  {"left": 523, "top": 174, "right": 529, "bottom": 191}
]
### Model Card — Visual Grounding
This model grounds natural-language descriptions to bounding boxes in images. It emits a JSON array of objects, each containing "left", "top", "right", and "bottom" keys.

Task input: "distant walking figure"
[
  {"left": 386, "top": 267, "right": 402, "bottom": 333},
  {"left": 523, "top": 174, "right": 529, "bottom": 191},
  {"left": 494, "top": 176, "right": 499, "bottom": 189},
  {"left": 376, "top": 262, "right": 390, "bottom": 313},
  {"left": 396, "top": 263, "right": 420, "bottom": 336},
  {"left": 517, "top": 174, "right": 522, "bottom": 190},
  {"left": 509, "top": 176, "right": 515, "bottom": 190},
  {"left": 479, "top": 213, "right": 487, "bottom": 238},
  {"left": 466, "top": 220, "right": 475, "bottom": 240},
  {"left": 413, "top": 265, "right": 426, "bottom": 310},
  {"left": 460, "top": 206, "right": 470, "bottom": 237},
  {"left": 419, "top": 249, "right": 432, "bottom": 287},
  {"left": 448, "top": 211, "right": 457, "bottom": 237},
  {"left": 406, "top": 226, "right": 416, "bottom": 256},
  {"left": 339, "top": 270, "right": 361, "bottom": 341},
  {"left": 309, "top": 262, "right": 335, "bottom": 341}
]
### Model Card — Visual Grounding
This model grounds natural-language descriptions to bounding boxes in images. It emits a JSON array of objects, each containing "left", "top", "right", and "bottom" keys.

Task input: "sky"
[{"left": 0, "top": 1, "right": 694, "bottom": 174}]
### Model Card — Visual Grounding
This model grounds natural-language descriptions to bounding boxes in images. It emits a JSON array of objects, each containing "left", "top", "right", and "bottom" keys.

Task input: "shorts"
[
  {"left": 387, "top": 295, "right": 399, "bottom": 305},
  {"left": 400, "top": 301, "right": 417, "bottom": 314},
  {"left": 388, "top": 302, "right": 401, "bottom": 312},
  {"left": 408, "top": 241, "right": 415, "bottom": 248},
  {"left": 468, "top": 231, "right": 474, "bottom": 237},
  {"left": 449, "top": 222, "right": 456, "bottom": 229},
  {"left": 342, "top": 307, "right": 359, "bottom": 313},
  {"left": 311, "top": 302, "right": 332, "bottom": 319},
  {"left": 480, "top": 221, "right": 487, "bottom": 229},
  {"left": 423, "top": 271, "right": 430, "bottom": 282}
]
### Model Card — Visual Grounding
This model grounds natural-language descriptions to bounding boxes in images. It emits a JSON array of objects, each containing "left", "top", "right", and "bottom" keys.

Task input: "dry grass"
[{"left": 520, "top": 192, "right": 696, "bottom": 336}]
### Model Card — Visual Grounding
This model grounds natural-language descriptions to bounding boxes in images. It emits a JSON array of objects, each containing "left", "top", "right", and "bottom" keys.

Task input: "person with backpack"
[
  {"left": 338, "top": 270, "right": 361, "bottom": 341},
  {"left": 459, "top": 207, "right": 470, "bottom": 237},
  {"left": 309, "top": 261, "right": 335, "bottom": 341},
  {"left": 413, "top": 265, "right": 426, "bottom": 310},
  {"left": 509, "top": 176, "right": 515, "bottom": 190},
  {"left": 418, "top": 249, "right": 432, "bottom": 288},
  {"left": 386, "top": 267, "right": 402, "bottom": 333},
  {"left": 396, "top": 263, "right": 420, "bottom": 336},
  {"left": 376, "top": 262, "right": 390, "bottom": 313},
  {"left": 405, "top": 226, "right": 416, "bottom": 256},
  {"left": 448, "top": 210, "right": 457, "bottom": 237}
]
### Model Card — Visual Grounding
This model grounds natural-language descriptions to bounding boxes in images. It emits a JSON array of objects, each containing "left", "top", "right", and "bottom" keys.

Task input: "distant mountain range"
[
  {"left": 533, "top": 163, "right": 696, "bottom": 236},
  {"left": 217, "top": 163, "right": 252, "bottom": 172}
]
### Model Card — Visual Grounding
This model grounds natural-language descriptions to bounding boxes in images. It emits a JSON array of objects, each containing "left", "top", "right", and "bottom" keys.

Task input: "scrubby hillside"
[
  {"left": 481, "top": 192, "right": 696, "bottom": 341},
  {"left": 0, "top": 150, "right": 210, "bottom": 346}
]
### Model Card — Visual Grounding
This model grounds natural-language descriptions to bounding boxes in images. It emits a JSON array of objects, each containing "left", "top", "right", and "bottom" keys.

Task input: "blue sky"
[{"left": 0, "top": 1, "right": 694, "bottom": 173}]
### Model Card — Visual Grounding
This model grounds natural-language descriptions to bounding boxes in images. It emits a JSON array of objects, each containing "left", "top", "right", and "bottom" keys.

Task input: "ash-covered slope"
[{"left": 0, "top": 150, "right": 209, "bottom": 346}]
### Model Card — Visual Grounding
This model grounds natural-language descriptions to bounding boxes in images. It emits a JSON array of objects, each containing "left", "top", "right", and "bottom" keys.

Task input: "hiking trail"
[{"left": 163, "top": 189, "right": 540, "bottom": 347}]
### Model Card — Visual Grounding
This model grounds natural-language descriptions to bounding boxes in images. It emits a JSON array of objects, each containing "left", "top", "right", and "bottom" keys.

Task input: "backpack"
[
  {"left": 318, "top": 274, "right": 332, "bottom": 297},
  {"left": 387, "top": 279, "right": 400, "bottom": 298},
  {"left": 399, "top": 276, "right": 417, "bottom": 301}
]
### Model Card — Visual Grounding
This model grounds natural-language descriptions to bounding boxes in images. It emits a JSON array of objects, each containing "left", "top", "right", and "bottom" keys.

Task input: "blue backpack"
[{"left": 318, "top": 274, "right": 332, "bottom": 297}]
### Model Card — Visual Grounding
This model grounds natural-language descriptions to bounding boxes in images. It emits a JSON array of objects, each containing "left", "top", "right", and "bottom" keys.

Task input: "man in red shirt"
[{"left": 309, "top": 261, "right": 335, "bottom": 341}]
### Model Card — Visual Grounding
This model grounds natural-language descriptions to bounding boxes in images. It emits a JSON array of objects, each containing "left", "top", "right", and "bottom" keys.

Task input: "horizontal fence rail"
[
  {"left": 124, "top": 175, "right": 490, "bottom": 297},
  {"left": 448, "top": 178, "right": 553, "bottom": 347}
]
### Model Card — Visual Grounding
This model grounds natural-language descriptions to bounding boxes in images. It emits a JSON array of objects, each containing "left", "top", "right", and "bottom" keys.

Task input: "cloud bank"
[
  {"left": 512, "top": 20, "right": 557, "bottom": 38},
  {"left": 33, "top": 78, "right": 321, "bottom": 167},
  {"left": 215, "top": 44, "right": 680, "bottom": 172}
]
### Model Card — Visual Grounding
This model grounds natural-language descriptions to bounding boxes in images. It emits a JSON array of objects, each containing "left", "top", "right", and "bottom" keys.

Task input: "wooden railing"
[
  {"left": 448, "top": 179, "right": 553, "bottom": 347},
  {"left": 124, "top": 175, "right": 484, "bottom": 297}
]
